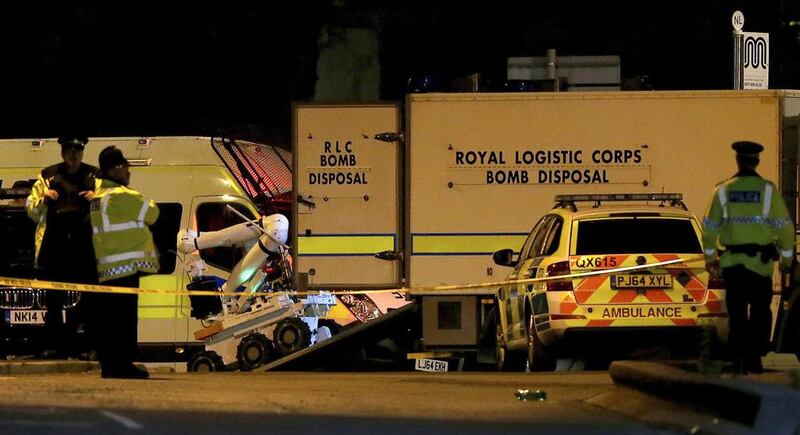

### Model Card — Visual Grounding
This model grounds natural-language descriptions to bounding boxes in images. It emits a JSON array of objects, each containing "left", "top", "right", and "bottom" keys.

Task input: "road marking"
[
  {"left": 100, "top": 410, "right": 143, "bottom": 430},
  {"left": 0, "top": 419, "right": 93, "bottom": 428}
]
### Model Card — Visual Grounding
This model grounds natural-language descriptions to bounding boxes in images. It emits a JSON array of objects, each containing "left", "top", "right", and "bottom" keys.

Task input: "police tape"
[
  {"left": 0, "top": 255, "right": 705, "bottom": 298},
  {"left": 407, "top": 255, "right": 703, "bottom": 294}
]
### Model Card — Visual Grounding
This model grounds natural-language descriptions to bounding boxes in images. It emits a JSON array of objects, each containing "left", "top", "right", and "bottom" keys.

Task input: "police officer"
[
  {"left": 26, "top": 136, "right": 99, "bottom": 358},
  {"left": 87, "top": 146, "right": 159, "bottom": 379},
  {"left": 702, "top": 141, "right": 795, "bottom": 374}
]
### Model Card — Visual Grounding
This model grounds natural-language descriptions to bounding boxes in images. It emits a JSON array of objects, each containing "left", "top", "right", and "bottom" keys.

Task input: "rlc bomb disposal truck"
[{"left": 292, "top": 90, "right": 800, "bottom": 369}]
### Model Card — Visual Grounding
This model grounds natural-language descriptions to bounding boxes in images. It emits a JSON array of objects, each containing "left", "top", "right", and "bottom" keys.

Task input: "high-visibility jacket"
[
  {"left": 26, "top": 162, "right": 99, "bottom": 266},
  {"left": 702, "top": 171, "right": 795, "bottom": 277},
  {"left": 90, "top": 179, "right": 160, "bottom": 283}
]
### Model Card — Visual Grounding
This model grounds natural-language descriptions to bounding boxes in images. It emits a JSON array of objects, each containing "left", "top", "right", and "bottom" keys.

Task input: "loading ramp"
[{"left": 257, "top": 303, "right": 416, "bottom": 371}]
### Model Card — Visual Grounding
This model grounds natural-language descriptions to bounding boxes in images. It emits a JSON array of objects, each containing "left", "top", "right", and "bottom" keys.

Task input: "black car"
[{"left": 0, "top": 187, "right": 86, "bottom": 357}]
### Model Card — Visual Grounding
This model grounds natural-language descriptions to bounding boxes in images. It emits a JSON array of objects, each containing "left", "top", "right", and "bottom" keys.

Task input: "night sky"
[{"left": 0, "top": 1, "right": 796, "bottom": 146}]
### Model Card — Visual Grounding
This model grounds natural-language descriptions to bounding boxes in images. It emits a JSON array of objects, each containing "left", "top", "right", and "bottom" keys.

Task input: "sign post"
[
  {"left": 732, "top": 11, "right": 744, "bottom": 90},
  {"left": 731, "top": 10, "right": 769, "bottom": 90}
]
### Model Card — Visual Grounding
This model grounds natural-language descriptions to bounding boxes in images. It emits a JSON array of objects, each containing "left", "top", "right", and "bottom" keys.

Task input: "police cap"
[
  {"left": 731, "top": 141, "right": 764, "bottom": 157},
  {"left": 57, "top": 136, "right": 88, "bottom": 150},
  {"left": 98, "top": 145, "right": 129, "bottom": 174}
]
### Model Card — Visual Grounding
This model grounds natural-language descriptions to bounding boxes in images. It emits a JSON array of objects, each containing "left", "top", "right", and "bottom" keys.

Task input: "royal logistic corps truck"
[
  {"left": 0, "top": 136, "right": 292, "bottom": 367},
  {"left": 292, "top": 90, "right": 800, "bottom": 366}
]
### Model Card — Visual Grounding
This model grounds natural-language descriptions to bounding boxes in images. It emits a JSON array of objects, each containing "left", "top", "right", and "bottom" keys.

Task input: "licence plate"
[
  {"left": 414, "top": 358, "right": 449, "bottom": 373},
  {"left": 6, "top": 310, "right": 47, "bottom": 325},
  {"left": 611, "top": 274, "right": 673, "bottom": 289}
]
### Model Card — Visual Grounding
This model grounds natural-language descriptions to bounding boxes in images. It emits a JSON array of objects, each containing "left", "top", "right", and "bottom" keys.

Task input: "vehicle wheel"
[
  {"left": 494, "top": 318, "right": 507, "bottom": 371},
  {"left": 237, "top": 333, "right": 274, "bottom": 371},
  {"left": 273, "top": 317, "right": 312, "bottom": 356},
  {"left": 526, "top": 312, "right": 556, "bottom": 372},
  {"left": 495, "top": 312, "right": 525, "bottom": 371},
  {"left": 187, "top": 351, "right": 225, "bottom": 373}
]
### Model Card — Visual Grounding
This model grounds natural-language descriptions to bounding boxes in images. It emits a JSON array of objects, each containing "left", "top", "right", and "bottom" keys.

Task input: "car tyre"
[
  {"left": 526, "top": 312, "right": 556, "bottom": 372},
  {"left": 495, "top": 312, "right": 526, "bottom": 371}
]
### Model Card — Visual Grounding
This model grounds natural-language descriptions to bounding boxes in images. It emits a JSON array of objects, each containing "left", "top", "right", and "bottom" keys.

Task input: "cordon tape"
[{"left": 0, "top": 255, "right": 706, "bottom": 298}]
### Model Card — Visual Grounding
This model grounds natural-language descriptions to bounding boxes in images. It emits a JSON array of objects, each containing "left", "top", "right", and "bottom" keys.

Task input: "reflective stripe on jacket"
[
  {"left": 90, "top": 179, "right": 160, "bottom": 282},
  {"left": 702, "top": 173, "right": 795, "bottom": 277}
]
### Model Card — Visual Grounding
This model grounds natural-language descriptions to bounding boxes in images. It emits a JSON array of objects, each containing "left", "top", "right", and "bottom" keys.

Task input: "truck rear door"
[{"left": 293, "top": 104, "right": 403, "bottom": 289}]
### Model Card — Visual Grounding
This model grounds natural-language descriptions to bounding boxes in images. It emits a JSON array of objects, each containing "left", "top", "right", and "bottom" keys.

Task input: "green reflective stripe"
[
  {"left": 412, "top": 234, "right": 527, "bottom": 254},
  {"left": 138, "top": 275, "right": 179, "bottom": 319},
  {"left": 298, "top": 235, "right": 395, "bottom": 255}
]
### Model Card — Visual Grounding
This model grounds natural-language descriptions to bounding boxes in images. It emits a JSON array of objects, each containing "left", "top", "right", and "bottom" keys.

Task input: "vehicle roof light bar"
[
  {"left": 553, "top": 193, "right": 687, "bottom": 211},
  {"left": 555, "top": 193, "right": 683, "bottom": 202}
]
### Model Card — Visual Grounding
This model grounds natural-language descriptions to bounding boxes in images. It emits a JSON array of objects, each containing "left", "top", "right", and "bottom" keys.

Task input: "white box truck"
[{"left": 292, "top": 90, "right": 800, "bottom": 367}]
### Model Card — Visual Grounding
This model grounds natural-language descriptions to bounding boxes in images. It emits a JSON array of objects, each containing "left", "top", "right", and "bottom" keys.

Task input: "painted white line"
[
  {"left": 100, "top": 410, "right": 143, "bottom": 430},
  {"left": 0, "top": 420, "right": 93, "bottom": 428}
]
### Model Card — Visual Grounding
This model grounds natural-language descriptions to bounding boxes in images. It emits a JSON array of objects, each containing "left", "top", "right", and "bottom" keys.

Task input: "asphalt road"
[{"left": 0, "top": 370, "right": 682, "bottom": 435}]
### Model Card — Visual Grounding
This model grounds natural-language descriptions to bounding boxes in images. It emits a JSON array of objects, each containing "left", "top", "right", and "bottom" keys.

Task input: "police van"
[{"left": 0, "top": 136, "right": 291, "bottom": 365}]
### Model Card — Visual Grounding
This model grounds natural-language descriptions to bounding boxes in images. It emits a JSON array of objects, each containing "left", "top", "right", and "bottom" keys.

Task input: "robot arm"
[
  {"left": 179, "top": 221, "right": 260, "bottom": 253},
  {"left": 179, "top": 213, "right": 288, "bottom": 254},
  {"left": 178, "top": 213, "right": 289, "bottom": 298},
  {"left": 222, "top": 232, "right": 280, "bottom": 294}
]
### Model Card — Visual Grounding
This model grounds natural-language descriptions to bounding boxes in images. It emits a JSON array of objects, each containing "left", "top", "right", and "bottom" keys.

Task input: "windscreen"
[{"left": 575, "top": 217, "right": 702, "bottom": 255}]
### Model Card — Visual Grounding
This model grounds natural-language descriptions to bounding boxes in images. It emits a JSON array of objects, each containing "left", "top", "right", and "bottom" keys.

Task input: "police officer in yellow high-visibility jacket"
[
  {"left": 702, "top": 141, "right": 795, "bottom": 374},
  {"left": 88, "top": 146, "right": 159, "bottom": 379},
  {"left": 26, "top": 136, "right": 99, "bottom": 358}
]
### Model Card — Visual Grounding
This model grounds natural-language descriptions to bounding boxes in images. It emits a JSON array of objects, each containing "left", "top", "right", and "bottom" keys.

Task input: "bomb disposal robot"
[{"left": 178, "top": 211, "right": 335, "bottom": 371}]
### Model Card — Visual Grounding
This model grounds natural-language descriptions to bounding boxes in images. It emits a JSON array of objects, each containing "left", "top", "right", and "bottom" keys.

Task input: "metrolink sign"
[
  {"left": 743, "top": 32, "right": 769, "bottom": 89},
  {"left": 732, "top": 10, "right": 769, "bottom": 90}
]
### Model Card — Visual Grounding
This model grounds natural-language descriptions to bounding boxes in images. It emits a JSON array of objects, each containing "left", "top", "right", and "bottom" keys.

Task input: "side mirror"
[{"left": 493, "top": 248, "right": 517, "bottom": 267}]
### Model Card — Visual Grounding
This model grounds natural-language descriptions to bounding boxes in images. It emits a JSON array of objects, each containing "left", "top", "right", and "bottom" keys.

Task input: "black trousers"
[
  {"left": 722, "top": 265, "right": 773, "bottom": 362},
  {"left": 83, "top": 274, "right": 140, "bottom": 373},
  {"left": 37, "top": 220, "right": 96, "bottom": 353}
]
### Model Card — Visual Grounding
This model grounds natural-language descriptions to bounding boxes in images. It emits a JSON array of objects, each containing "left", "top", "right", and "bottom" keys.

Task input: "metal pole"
[
  {"left": 546, "top": 48, "right": 558, "bottom": 91},
  {"left": 733, "top": 29, "right": 744, "bottom": 90}
]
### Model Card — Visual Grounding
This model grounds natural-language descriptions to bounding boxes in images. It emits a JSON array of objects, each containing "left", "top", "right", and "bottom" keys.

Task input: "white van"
[{"left": 0, "top": 136, "right": 291, "bottom": 365}]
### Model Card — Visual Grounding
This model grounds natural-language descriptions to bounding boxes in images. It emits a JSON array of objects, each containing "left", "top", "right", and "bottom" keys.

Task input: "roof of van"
[{"left": 0, "top": 136, "right": 225, "bottom": 168}]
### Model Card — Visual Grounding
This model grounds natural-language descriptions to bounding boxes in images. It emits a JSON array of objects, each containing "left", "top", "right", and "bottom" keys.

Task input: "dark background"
[{"left": 1, "top": 1, "right": 798, "bottom": 146}]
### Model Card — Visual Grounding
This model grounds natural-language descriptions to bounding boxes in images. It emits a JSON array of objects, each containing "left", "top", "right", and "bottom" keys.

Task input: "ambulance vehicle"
[{"left": 491, "top": 193, "right": 725, "bottom": 370}]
